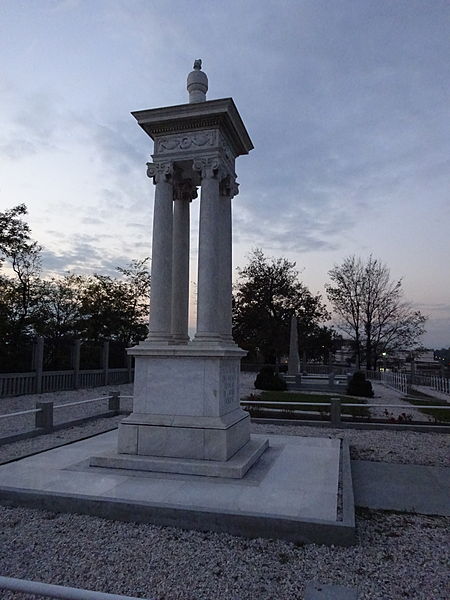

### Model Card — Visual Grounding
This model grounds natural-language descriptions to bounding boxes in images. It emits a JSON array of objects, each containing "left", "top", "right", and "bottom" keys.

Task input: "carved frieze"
[{"left": 155, "top": 130, "right": 217, "bottom": 155}]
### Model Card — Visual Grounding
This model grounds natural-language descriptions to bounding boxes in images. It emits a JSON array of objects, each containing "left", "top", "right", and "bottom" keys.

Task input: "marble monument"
[{"left": 91, "top": 61, "right": 268, "bottom": 478}]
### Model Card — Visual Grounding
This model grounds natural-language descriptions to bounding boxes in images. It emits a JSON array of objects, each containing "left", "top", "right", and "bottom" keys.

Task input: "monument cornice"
[{"left": 131, "top": 98, "right": 253, "bottom": 157}]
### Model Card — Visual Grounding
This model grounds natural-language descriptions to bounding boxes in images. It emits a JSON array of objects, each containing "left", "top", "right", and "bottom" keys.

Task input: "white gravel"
[
  {"left": 0, "top": 381, "right": 449, "bottom": 599},
  {"left": 0, "top": 506, "right": 448, "bottom": 600}
]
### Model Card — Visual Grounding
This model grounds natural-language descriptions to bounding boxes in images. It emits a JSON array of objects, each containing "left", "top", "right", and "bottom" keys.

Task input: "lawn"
[
  {"left": 242, "top": 391, "right": 369, "bottom": 419},
  {"left": 405, "top": 394, "right": 450, "bottom": 423}
]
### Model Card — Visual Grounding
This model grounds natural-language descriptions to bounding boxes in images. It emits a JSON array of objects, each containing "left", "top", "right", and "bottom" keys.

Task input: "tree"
[
  {"left": 77, "top": 259, "right": 151, "bottom": 344},
  {"left": 0, "top": 204, "right": 42, "bottom": 339},
  {"left": 326, "top": 255, "right": 427, "bottom": 370},
  {"left": 232, "top": 249, "right": 329, "bottom": 365},
  {"left": 0, "top": 204, "right": 32, "bottom": 266}
]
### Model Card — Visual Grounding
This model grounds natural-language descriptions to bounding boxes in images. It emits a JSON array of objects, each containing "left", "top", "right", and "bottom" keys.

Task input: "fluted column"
[
  {"left": 193, "top": 157, "right": 221, "bottom": 341},
  {"left": 146, "top": 161, "right": 174, "bottom": 342},
  {"left": 218, "top": 175, "right": 239, "bottom": 343},
  {"left": 171, "top": 180, "right": 195, "bottom": 343}
]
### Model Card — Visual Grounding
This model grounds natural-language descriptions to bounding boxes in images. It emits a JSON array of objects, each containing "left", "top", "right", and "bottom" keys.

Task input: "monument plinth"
[{"left": 91, "top": 61, "right": 268, "bottom": 477}]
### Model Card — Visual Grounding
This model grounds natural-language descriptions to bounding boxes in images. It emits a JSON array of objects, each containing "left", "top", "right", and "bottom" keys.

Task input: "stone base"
[
  {"left": 117, "top": 409, "right": 251, "bottom": 462},
  {"left": 90, "top": 437, "right": 269, "bottom": 479}
]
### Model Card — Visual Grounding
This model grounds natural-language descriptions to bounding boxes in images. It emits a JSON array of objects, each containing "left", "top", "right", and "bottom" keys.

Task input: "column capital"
[
  {"left": 220, "top": 174, "right": 239, "bottom": 199},
  {"left": 173, "top": 179, "right": 198, "bottom": 202},
  {"left": 146, "top": 161, "right": 173, "bottom": 184},
  {"left": 193, "top": 157, "right": 220, "bottom": 180}
]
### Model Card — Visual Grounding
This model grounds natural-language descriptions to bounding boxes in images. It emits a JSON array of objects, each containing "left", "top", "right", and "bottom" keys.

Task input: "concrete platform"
[
  {"left": 352, "top": 460, "right": 450, "bottom": 516},
  {"left": 0, "top": 431, "right": 356, "bottom": 546}
]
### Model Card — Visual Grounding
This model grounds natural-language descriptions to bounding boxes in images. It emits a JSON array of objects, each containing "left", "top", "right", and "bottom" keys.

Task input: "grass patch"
[
  {"left": 405, "top": 396, "right": 450, "bottom": 423},
  {"left": 243, "top": 391, "right": 369, "bottom": 418}
]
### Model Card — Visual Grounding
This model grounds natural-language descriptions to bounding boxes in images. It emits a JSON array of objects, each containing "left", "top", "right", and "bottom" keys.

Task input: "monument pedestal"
[{"left": 90, "top": 341, "right": 268, "bottom": 478}]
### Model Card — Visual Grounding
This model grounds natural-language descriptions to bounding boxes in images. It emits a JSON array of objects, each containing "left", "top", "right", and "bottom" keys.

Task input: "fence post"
[
  {"left": 330, "top": 397, "right": 342, "bottom": 427},
  {"left": 34, "top": 337, "right": 44, "bottom": 394},
  {"left": 102, "top": 341, "right": 110, "bottom": 386},
  {"left": 410, "top": 359, "right": 416, "bottom": 386},
  {"left": 108, "top": 391, "right": 120, "bottom": 413},
  {"left": 328, "top": 372, "right": 335, "bottom": 388},
  {"left": 73, "top": 339, "right": 81, "bottom": 390},
  {"left": 35, "top": 401, "right": 53, "bottom": 432}
]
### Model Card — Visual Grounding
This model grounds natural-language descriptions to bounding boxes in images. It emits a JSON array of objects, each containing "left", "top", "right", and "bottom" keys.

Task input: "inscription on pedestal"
[{"left": 221, "top": 361, "right": 238, "bottom": 405}]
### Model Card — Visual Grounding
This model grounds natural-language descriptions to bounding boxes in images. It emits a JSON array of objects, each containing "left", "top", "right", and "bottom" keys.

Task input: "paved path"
[
  {"left": 352, "top": 460, "right": 450, "bottom": 516},
  {"left": 369, "top": 382, "right": 424, "bottom": 420}
]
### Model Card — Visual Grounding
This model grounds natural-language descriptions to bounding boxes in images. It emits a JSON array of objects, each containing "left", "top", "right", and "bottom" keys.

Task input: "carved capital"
[
  {"left": 193, "top": 157, "right": 220, "bottom": 180},
  {"left": 173, "top": 179, "right": 198, "bottom": 202},
  {"left": 146, "top": 161, "right": 173, "bottom": 184},
  {"left": 219, "top": 174, "right": 239, "bottom": 199}
]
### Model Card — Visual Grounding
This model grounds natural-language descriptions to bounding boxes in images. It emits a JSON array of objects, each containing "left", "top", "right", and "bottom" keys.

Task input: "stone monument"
[
  {"left": 91, "top": 60, "right": 268, "bottom": 478},
  {"left": 288, "top": 314, "right": 300, "bottom": 376}
]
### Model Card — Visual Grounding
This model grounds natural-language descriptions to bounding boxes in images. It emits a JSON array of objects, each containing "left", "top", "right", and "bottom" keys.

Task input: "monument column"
[
  {"left": 146, "top": 161, "right": 174, "bottom": 341},
  {"left": 171, "top": 180, "right": 195, "bottom": 343},
  {"left": 218, "top": 175, "right": 238, "bottom": 343},
  {"left": 193, "top": 157, "right": 221, "bottom": 342}
]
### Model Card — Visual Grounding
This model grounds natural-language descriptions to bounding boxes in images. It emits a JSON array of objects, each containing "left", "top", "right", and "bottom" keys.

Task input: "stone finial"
[{"left": 187, "top": 59, "right": 208, "bottom": 103}]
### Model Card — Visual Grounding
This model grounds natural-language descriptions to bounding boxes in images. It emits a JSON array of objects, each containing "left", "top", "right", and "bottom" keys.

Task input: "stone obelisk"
[
  {"left": 288, "top": 314, "right": 300, "bottom": 376},
  {"left": 91, "top": 61, "right": 268, "bottom": 478}
]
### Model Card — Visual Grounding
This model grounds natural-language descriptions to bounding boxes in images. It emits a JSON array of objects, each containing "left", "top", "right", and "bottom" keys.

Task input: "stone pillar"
[
  {"left": 102, "top": 341, "right": 110, "bottom": 386},
  {"left": 146, "top": 161, "right": 174, "bottom": 342},
  {"left": 72, "top": 339, "right": 81, "bottom": 389},
  {"left": 193, "top": 157, "right": 221, "bottom": 342},
  {"left": 34, "top": 336, "right": 44, "bottom": 394},
  {"left": 288, "top": 314, "right": 300, "bottom": 376},
  {"left": 171, "top": 180, "right": 195, "bottom": 344},
  {"left": 217, "top": 176, "right": 238, "bottom": 344}
]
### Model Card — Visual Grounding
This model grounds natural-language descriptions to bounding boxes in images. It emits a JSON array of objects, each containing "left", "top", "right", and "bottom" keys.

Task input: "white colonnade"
[{"left": 146, "top": 156, "right": 238, "bottom": 346}]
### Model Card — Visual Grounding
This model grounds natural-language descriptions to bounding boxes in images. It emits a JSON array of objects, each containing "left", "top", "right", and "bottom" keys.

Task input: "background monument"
[{"left": 92, "top": 61, "right": 268, "bottom": 477}]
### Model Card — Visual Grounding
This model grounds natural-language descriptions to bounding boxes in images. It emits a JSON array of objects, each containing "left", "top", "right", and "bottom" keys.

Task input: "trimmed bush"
[
  {"left": 347, "top": 371, "right": 374, "bottom": 398},
  {"left": 254, "top": 366, "right": 287, "bottom": 391}
]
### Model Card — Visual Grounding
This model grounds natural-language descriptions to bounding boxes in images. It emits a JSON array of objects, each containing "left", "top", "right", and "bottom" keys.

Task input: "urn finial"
[{"left": 187, "top": 59, "right": 208, "bottom": 103}]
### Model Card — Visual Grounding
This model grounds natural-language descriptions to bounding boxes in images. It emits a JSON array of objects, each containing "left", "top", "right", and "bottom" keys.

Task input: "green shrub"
[
  {"left": 254, "top": 366, "right": 287, "bottom": 391},
  {"left": 347, "top": 371, "right": 374, "bottom": 398}
]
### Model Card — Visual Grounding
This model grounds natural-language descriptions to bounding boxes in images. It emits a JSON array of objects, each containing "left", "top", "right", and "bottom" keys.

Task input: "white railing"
[
  {"left": 382, "top": 371, "right": 408, "bottom": 394},
  {"left": 0, "top": 393, "right": 122, "bottom": 441},
  {"left": 430, "top": 376, "right": 450, "bottom": 395},
  {"left": 0, "top": 575, "right": 153, "bottom": 600}
]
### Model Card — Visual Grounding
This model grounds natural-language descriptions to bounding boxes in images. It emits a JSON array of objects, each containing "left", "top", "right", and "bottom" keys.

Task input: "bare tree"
[{"left": 326, "top": 255, "right": 427, "bottom": 369}]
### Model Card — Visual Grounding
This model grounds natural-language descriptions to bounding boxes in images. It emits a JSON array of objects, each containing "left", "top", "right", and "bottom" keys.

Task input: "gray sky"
[{"left": 1, "top": 0, "right": 449, "bottom": 347}]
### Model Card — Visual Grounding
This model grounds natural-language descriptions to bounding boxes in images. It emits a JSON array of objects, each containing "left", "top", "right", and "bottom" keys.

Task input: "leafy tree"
[
  {"left": 0, "top": 204, "right": 32, "bottom": 265},
  {"left": 233, "top": 249, "right": 329, "bottom": 365},
  {"left": 326, "top": 255, "right": 427, "bottom": 370},
  {"left": 77, "top": 259, "right": 150, "bottom": 344},
  {"left": 0, "top": 204, "right": 42, "bottom": 339}
]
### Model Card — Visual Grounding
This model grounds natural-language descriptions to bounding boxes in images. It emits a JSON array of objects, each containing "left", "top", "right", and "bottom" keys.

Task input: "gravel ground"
[
  {"left": 0, "top": 381, "right": 449, "bottom": 599},
  {"left": 251, "top": 423, "right": 450, "bottom": 467},
  {"left": 0, "top": 506, "right": 448, "bottom": 600}
]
